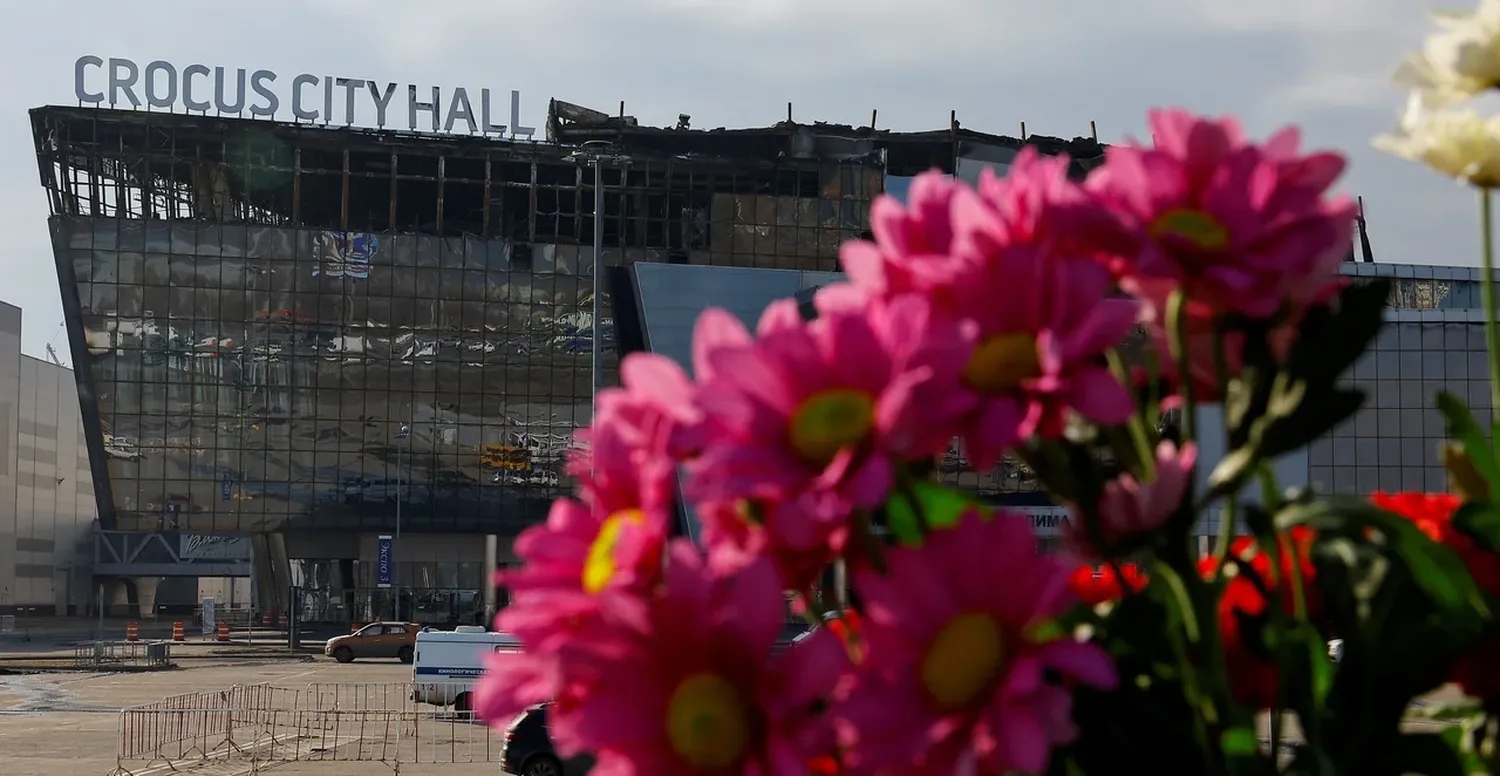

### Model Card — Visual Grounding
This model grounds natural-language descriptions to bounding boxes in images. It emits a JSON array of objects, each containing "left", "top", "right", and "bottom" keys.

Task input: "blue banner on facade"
[
  {"left": 221, "top": 471, "right": 232, "bottom": 501},
  {"left": 377, "top": 535, "right": 393, "bottom": 588}
]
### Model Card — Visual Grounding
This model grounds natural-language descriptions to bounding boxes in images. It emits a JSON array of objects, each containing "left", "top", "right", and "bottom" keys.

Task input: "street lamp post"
[
  {"left": 567, "top": 140, "right": 621, "bottom": 418},
  {"left": 394, "top": 421, "right": 409, "bottom": 620},
  {"left": 591, "top": 151, "right": 604, "bottom": 414}
]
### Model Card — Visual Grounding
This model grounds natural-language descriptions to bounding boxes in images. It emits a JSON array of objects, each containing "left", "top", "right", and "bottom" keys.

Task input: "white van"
[{"left": 411, "top": 629, "right": 521, "bottom": 711}]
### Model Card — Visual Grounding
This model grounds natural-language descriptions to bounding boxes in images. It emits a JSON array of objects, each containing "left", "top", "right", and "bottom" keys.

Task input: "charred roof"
[
  {"left": 546, "top": 98, "right": 1109, "bottom": 178},
  {"left": 30, "top": 98, "right": 1109, "bottom": 177}
]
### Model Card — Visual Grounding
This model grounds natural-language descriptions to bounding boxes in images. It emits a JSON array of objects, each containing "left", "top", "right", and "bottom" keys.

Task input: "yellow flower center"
[
  {"left": 963, "top": 332, "right": 1042, "bottom": 394},
  {"left": 788, "top": 388, "right": 876, "bottom": 465},
  {"left": 665, "top": 673, "right": 750, "bottom": 769},
  {"left": 1150, "top": 208, "right": 1230, "bottom": 250},
  {"left": 581, "top": 509, "right": 644, "bottom": 594},
  {"left": 920, "top": 612, "right": 1006, "bottom": 709}
]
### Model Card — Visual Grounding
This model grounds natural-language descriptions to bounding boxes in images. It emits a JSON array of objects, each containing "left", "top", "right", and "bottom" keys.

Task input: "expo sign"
[
  {"left": 1024, "top": 508, "right": 1071, "bottom": 535},
  {"left": 73, "top": 56, "right": 536, "bottom": 137},
  {"left": 376, "top": 535, "right": 393, "bottom": 589}
]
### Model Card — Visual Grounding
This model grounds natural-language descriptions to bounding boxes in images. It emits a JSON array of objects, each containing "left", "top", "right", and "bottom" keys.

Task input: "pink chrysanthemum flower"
[
  {"left": 496, "top": 407, "right": 671, "bottom": 654},
  {"left": 839, "top": 171, "right": 978, "bottom": 299},
  {"left": 550, "top": 541, "right": 851, "bottom": 774},
  {"left": 834, "top": 510, "right": 1117, "bottom": 775},
  {"left": 686, "top": 290, "right": 968, "bottom": 590},
  {"left": 473, "top": 607, "right": 646, "bottom": 728},
  {"left": 1064, "top": 440, "right": 1197, "bottom": 559},
  {"left": 841, "top": 152, "right": 1121, "bottom": 307},
  {"left": 940, "top": 244, "right": 1138, "bottom": 470},
  {"left": 968, "top": 148, "right": 1133, "bottom": 255},
  {"left": 1141, "top": 297, "right": 1314, "bottom": 403},
  {"left": 839, "top": 159, "right": 1138, "bottom": 470},
  {"left": 500, "top": 352, "right": 703, "bottom": 637},
  {"left": 499, "top": 493, "right": 666, "bottom": 615},
  {"left": 1085, "top": 107, "right": 1356, "bottom": 321},
  {"left": 572, "top": 351, "right": 707, "bottom": 510}
]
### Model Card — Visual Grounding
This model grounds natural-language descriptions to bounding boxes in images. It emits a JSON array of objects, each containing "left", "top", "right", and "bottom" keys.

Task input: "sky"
[{"left": 0, "top": 0, "right": 1478, "bottom": 359}]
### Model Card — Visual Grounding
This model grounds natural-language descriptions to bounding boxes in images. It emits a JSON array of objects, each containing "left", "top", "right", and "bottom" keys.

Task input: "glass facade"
[
  {"left": 60, "top": 218, "right": 590, "bottom": 534},
  {"left": 37, "top": 106, "right": 1106, "bottom": 542},
  {"left": 1310, "top": 319, "right": 1494, "bottom": 493}
]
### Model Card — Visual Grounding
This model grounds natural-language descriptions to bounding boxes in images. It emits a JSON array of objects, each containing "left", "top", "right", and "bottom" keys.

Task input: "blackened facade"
[{"left": 31, "top": 102, "right": 1109, "bottom": 542}]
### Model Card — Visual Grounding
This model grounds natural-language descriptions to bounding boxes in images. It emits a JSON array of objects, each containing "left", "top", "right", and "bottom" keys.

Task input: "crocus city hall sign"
[{"left": 73, "top": 56, "right": 536, "bottom": 138}]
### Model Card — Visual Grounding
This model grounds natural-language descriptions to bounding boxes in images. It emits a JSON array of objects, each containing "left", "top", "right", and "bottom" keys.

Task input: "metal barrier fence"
[
  {"left": 112, "top": 681, "right": 505, "bottom": 775},
  {"left": 73, "top": 640, "right": 174, "bottom": 669}
]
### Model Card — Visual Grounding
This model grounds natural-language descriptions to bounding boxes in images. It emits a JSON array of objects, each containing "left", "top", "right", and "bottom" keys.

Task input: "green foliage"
[
  {"left": 1208, "top": 280, "right": 1390, "bottom": 499},
  {"left": 883, "top": 480, "right": 983, "bottom": 547},
  {"left": 856, "top": 275, "right": 1500, "bottom": 775},
  {"left": 1037, "top": 273, "right": 1500, "bottom": 776}
]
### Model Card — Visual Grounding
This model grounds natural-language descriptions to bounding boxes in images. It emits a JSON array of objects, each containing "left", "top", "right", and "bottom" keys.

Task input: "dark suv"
[{"left": 500, "top": 704, "right": 595, "bottom": 776}]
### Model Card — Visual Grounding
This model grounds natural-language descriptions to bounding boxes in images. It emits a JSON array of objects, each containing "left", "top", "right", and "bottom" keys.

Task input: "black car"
[{"left": 501, "top": 704, "right": 595, "bottom": 776}]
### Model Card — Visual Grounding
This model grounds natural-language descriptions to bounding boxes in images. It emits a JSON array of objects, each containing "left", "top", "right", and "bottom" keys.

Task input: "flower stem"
[
  {"left": 1482, "top": 188, "right": 1500, "bottom": 411},
  {"left": 1211, "top": 331, "right": 1235, "bottom": 566},
  {"left": 1166, "top": 290, "right": 1196, "bottom": 446}
]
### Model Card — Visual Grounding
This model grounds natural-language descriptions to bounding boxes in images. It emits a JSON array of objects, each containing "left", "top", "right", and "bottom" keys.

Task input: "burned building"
[{"left": 30, "top": 98, "right": 1106, "bottom": 617}]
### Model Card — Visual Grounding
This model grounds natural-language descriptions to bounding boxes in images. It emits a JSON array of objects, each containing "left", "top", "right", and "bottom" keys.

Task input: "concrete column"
[
  {"left": 248, "top": 533, "right": 294, "bottom": 616},
  {"left": 132, "top": 577, "right": 163, "bottom": 619},
  {"left": 103, "top": 578, "right": 129, "bottom": 617},
  {"left": 268, "top": 532, "right": 292, "bottom": 615},
  {"left": 483, "top": 534, "right": 498, "bottom": 628}
]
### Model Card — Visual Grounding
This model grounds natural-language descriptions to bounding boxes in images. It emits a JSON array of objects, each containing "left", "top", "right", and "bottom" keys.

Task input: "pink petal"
[
  {"left": 691, "top": 307, "right": 751, "bottom": 381},
  {"left": 1065, "top": 367, "right": 1134, "bottom": 426},
  {"left": 1040, "top": 639, "right": 1120, "bottom": 690},
  {"left": 714, "top": 554, "right": 785, "bottom": 659}
]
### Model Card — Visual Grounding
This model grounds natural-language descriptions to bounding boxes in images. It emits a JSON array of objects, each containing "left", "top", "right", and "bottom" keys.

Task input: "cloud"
[{"left": 0, "top": 0, "right": 1485, "bottom": 356}]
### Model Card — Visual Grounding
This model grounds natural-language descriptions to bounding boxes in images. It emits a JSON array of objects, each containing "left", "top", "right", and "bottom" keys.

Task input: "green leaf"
[
  {"left": 883, "top": 494, "right": 923, "bottom": 547},
  {"left": 1241, "top": 503, "right": 1273, "bottom": 539},
  {"left": 1104, "top": 424, "right": 1154, "bottom": 482},
  {"left": 1452, "top": 501, "right": 1500, "bottom": 554},
  {"left": 1282, "top": 278, "right": 1391, "bottom": 385},
  {"left": 1219, "top": 726, "right": 1259, "bottom": 757},
  {"left": 1439, "top": 724, "right": 1487, "bottom": 776},
  {"left": 1436, "top": 391, "right": 1500, "bottom": 485},
  {"left": 883, "top": 482, "right": 983, "bottom": 547},
  {"left": 1255, "top": 387, "right": 1366, "bottom": 462},
  {"left": 1016, "top": 441, "right": 1080, "bottom": 505},
  {"left": 1292, "top": 620, "right": 1334, "bottom": 708},
  {"left": 1206, "top": 447, "right": 1258, "bottom": 499},
  {"left": 909, "top": 481, "right": 978, "bottom": 530},
  {"left": 1275, "top": 497, "right": 1488, "bottom": 617},
  {"left": 1388, "top": 732, "right": 1468, "bottom": 776}
]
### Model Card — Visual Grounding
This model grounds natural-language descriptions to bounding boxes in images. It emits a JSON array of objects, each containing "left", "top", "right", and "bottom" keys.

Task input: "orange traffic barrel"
[
  {"left": 351, "top": 622, "right": 363, "bottom": 633},
  {"left": 216, "top": 621, "right": 230, "bottom": 642},
  {"left": 261, "top": 611, "right": 273, "bottom": 626},
  {"left": 171, "top": 621, "right": 185, "bottom": 641},
  {"left": 278, "top": 611, "right": 288, "bottom": 628},
  {"left": 125, "top": 622, "right": 139, "bottom": 642}
]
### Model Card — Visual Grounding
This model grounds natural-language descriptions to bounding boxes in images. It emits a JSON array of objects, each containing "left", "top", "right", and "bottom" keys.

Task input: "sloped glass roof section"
[
  {"left": 632, "top": 263, "right": 845, "bottom": 378},
  {"left": 628, "top": 262, "right": 845, "bottom": 543}
]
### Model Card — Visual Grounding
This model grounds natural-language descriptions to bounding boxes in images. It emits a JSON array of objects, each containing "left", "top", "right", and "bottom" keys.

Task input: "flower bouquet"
[{"left": 474, "top": 7, "right": 1500, "bottom": 773}]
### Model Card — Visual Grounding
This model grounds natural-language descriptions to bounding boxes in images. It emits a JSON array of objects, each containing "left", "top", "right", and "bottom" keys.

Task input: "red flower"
[
  {"left": 1373, "top": 491, "right": 1500, "bottom": 699},
  {"left": 825, "top": 607, "right": 861, "bottom": 644},
  {"left": 807, "top": 753, "right": 844, "bottom": 775},
  {"left": 1067, "top": 563, "right": 1148, "bottom": 606},
  {"left": 1450, "top": 635, "right": 1500, "bottom": 700},
  {"left": 1371, "top": 491, "right": 1500, "bottom": 595},
  {"left": 1201, "top": 527, "right": 1321, "bottom": 710}
]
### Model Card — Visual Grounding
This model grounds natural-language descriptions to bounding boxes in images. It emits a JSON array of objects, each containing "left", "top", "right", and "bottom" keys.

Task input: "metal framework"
[{"left": 30, "top": 104, "right": 1111, "bottom": 534}]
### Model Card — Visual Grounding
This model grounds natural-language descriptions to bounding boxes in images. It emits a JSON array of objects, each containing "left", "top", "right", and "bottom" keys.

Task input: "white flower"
[
  {"left": 1394, "top": 0, "right": 1500, "bottom": 106},
  {"left": 1374, "top": 92, "right": 1500, "bottom": 188}
]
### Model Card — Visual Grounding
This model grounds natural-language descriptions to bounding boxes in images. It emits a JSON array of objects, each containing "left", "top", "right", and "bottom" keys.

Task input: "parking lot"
[{"left": 0, "top": 653, "right": 505, "bottom": 776}]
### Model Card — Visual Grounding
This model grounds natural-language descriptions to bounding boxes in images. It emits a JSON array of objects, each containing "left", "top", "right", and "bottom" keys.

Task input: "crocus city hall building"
[{"left": 28, "top": 72, "right": 1476, "bottom": 620}]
